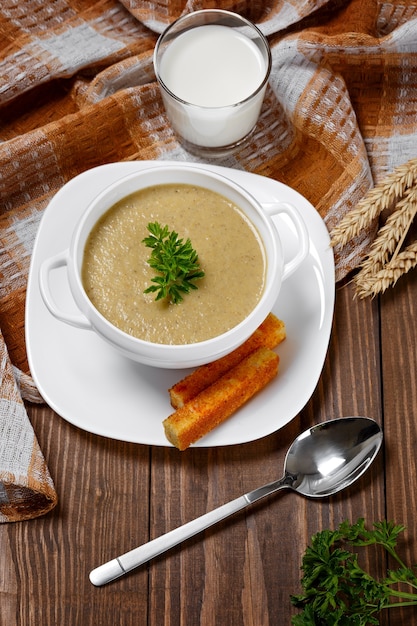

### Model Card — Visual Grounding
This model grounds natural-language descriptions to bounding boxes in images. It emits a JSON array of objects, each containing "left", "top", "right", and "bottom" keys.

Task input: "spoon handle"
[
  {"left": 90, "top": 476, "right": 289, "bottom": 586},
  {"left": 89, "top": 495, "right": 249, "bottom": 586}
]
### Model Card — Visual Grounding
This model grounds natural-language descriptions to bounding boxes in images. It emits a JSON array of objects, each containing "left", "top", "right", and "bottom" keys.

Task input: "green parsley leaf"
[
  {"left": 291, "top": 519, "right": 417, "bottom": 625},
  {"left": 142, "top": 221, "right": 205, "bottom": 304}
]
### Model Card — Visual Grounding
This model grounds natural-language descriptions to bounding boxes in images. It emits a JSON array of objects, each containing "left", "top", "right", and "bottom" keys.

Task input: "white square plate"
[{"left": 26, "top": 161, "right": 334, "bottom": 447}]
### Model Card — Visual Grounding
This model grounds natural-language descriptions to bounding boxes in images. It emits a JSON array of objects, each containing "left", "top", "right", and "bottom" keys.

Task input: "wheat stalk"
[
  {"left": 330, "top": 156, "right": 417, "bottom": 247},
  {"left": 355, "top": 185, "right": 417, "bottom": 281},
  {"left": 354, "top": 241, "right": 417, "bottom": 298}
]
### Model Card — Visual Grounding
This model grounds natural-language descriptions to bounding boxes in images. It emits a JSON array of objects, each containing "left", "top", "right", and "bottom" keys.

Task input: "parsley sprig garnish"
[
  {"left": 142, "top": 222, "right": 205, "bottom": 304},
  {"left": 291, "top": 518, "right": 417, "bottom": 625}
]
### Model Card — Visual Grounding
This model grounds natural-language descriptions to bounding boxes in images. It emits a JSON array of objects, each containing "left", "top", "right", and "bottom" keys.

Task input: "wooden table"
[{"left": 2, "top": 271, "right": 417, "bottom": 625}]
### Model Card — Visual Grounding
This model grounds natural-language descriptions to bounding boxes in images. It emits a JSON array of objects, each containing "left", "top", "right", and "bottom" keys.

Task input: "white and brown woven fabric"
[{"left": 1, "top": 0, "right": 417, "bottom": 521}]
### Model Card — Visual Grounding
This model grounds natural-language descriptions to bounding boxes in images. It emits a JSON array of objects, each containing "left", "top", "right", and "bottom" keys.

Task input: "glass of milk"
[{"left": 154, "top": 10, "right": 271, "bottom": 156}]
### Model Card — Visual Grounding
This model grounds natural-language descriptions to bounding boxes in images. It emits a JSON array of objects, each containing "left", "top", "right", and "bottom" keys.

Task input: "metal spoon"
[{"left": 89, "top": 416, "right": 382, "bottom": 586}]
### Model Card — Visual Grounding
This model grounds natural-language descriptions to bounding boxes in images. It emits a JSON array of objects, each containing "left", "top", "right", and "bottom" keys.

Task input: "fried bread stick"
[
  {"left": 169, "top": 313, "right": 285, "bottom": 409},
  {"left": 163, "top": 347, "right": 279, "bottom": 450}
]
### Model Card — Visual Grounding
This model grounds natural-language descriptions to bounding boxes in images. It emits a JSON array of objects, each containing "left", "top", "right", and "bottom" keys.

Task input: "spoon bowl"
[
  {"left": 281, "top": 416, "right": 382, "bottom": 497},
  {"left": 90, "top": 416, "right": 382, "bottom": 586}
]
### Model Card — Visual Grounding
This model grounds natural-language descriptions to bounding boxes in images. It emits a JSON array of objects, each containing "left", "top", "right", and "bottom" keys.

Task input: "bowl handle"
[
  {"left": 39, "top": 251, "right": 92, "bottom": 330},
  {"left": 262, "top": 202, "right": 309, "bottom": 281}
]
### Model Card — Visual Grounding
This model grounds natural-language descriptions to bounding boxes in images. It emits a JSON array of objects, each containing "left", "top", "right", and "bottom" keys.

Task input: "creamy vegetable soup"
[{"left": 82, "top": 183, "right": 266, "bottom": 344}]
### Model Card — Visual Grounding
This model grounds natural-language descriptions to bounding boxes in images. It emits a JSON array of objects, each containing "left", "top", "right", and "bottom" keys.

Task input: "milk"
[
  {"left": 157, "top": 24, "right": 269, "bottom": 149},
  {"left": 160, "top": 25, "right": 266, "bottom": 107}
]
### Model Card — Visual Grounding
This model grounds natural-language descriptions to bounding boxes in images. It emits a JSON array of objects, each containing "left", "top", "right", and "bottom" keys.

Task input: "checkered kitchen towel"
[{"left": 1, "top": 0, "right": 417, "bottom": 521}]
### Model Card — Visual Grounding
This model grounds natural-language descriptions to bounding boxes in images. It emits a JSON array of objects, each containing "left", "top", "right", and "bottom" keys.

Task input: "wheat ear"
[
  {"left": 355, "top": 241, "right": 417, "bottom": 298},
  {"left": 355, "top": 185, "right": 417, "bottom": 281},
  {"left": 330, "top": 156, "right": 417, "bottom": 247}
]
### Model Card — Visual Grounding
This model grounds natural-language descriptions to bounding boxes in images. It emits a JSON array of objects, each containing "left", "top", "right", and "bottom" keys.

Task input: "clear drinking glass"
[{"left": 153, "top": 10, "right": 271, "bottom": 156}]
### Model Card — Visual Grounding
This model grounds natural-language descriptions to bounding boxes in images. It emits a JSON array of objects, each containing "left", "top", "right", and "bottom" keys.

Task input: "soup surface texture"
[{"left": 82, "top": 183, "right": 266, "bottom": 344}]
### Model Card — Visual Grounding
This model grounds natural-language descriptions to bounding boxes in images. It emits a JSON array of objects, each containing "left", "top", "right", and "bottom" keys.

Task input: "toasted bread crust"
[
  {"left": 169, "top": 313, "right": 285, "bottom": 409},
  {"left": 163, "top": 347, "right": 279, "bottom": 450}
]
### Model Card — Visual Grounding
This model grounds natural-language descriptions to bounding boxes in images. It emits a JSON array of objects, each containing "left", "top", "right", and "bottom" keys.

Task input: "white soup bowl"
[{"left": 39, "top": 164, "right": 309, "bottom": 368}]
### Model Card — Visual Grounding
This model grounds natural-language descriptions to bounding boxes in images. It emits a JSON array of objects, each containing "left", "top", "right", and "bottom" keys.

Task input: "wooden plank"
[
  {"left": 381, "top": 270, "right": 417, "bottom": 624},
  {"left": 1, "top": 407, "right": 152, "bottom": 625}
]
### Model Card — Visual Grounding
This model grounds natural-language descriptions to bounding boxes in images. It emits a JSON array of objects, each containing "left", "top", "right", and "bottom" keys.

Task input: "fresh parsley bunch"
[
  {"left": 142, "top": 222, "right": 205, "bottom": 304},
  {"left": 291, "top": 518, "right": 417, "bottom": 625}
]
